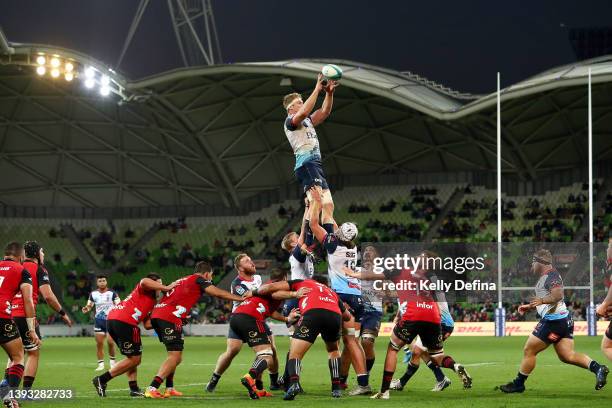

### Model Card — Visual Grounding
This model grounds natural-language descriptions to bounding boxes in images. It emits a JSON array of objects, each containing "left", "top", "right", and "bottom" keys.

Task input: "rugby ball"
[{"left": 321, "top": 64, "right": 343, "bottom": 81}]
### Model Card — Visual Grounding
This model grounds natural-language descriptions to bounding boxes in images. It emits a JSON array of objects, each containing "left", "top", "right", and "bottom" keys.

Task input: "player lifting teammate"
[
  {"left": 92, "top": 273, "right": 176, "bottom": 398},
  {"left": 596, "top": 238, "right": 612, "bottom": 361},
  {"left": 0, "top": 242, "right": 40, "bottom": 408},
  {"left": 254, "top": 275, "right": 352, "bottom": 400},
  {"left": 145, "top": 261, "right": 244, "bottom": 399},
  {"left": 308, "top": 187, "right": 371, "bottom": 395},
  {"left": 231, "top": 268, "right": 305, "bottom": 399},
  {"left": 499, "top": 249, "right": 608, "bottom": 393}
]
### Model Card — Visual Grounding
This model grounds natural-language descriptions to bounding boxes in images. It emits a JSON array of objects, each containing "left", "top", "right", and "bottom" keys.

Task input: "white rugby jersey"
[
  {"left": 323, "top": 234, "right": 360, "bottom": 296},
  {"left": 89, "top": 290, "right": 119, "bottom": 319},
  {"left": 283, "top": 115, "right": 321, "bottom": 170},
  {"left": 289, "top": 246, "right": 314, "bottom": 280},
  {"left": 230, "top": 274, "right": 263, "bottom": 311}
]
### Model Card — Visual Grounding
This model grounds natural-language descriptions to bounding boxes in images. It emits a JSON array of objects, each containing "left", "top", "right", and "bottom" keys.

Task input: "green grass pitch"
[{"left": 26, "top": 335, "right": 609, "bottom": 407}]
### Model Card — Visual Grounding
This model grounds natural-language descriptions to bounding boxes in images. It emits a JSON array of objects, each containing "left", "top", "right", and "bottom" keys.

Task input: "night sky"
[{"left": 2, "top": 0, "right": 612, "bottom": 94}]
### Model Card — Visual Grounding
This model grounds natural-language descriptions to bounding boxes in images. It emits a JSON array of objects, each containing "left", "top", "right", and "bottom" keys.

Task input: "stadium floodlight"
[
  {"left": 84, "top": 66, "right": 95, "bottom": 79},
  {"left": 84, "top": 78, "right": 95, "bottom": 89},
  {"left": 64, "top": 72, "right": 74, "bottom": 82},
  {"left": 36, "top": 55, "right": 46, "bottom": 65},
  {"left": 65, "top": 62, "right": 74, "bottom": 72},
  {"left": 100, "top": 75, "right": 110, "bottom": 86},
  {"left": 50, "top": 57, "right": 60, "bottom": 68},
  {"left": 50, "top": 68, "right": 60, "bottom": 78},
  {"left": 36, "top": 66, "right": 46, "bottom": 76},
  {"left": 99, "top": 86, "right": 110, "bottom": 96}
]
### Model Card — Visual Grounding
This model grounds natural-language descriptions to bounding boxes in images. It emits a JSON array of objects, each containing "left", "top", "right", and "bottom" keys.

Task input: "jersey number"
[
  {"left": 131, "top": 307, "right": 142, "bottom": 322},
  {"left": 0, "top": 277, "right": 4, "bottom": 287},
  {"left": 172, "top": 305, "right": 187, "bottom": 318},
  {"left": 256, "top": 303, "right": 266, "bottom": 315}
]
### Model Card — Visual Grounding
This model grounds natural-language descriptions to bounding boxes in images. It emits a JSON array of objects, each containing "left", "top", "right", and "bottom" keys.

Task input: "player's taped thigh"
[
  {"left": 342, "top": 327, "right": 356, "bottom": 336},
  {"left": 256, "top": 348, "right": 274, "bottom": 358},
  {"left": 361, "top": 332, "right": 376, "bottom": 343},
  {"left": 389, "top": 338, "right": 402, "bottom": 351}
]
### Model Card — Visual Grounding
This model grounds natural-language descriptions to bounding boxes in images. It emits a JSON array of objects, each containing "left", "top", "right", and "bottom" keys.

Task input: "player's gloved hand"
[
  {"left": 295, "top": 287, "right": 311, "bottom": 298},
  {"left": 287, "top": 308, "right": 301, "bottom": 325},
  {"left": 62, "top": 314, "right": 73, "bottom": 327}
]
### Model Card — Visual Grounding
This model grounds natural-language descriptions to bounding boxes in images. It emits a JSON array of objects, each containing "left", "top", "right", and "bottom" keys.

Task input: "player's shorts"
[
  {"left": 532, "top": 317, "right": 574, "bottom": 344},
  {"left": 360, "top": 310, "right": 383, "bottom": 336},
  {"left": 13, "top": 317, "right": 41, "bottom": 351},
  {"left": 292, "top": 309, "right": 342, "bottom": 344},
  {"left": 107, "top": 319, "right": 142, "bottom": 357},
  {"left": 229, "top": 320, "right": 272, "bottom": 340},
  {"left": 393, "top": 320, "right": 443, "bottom": 354},
  {"left": 151, "top": 318, "right": 184, "bottom": 352},
  {"left": 338, "top": 293, "right": 364, "bottom": 322},
  {"left": 93, "top": 317, "right": 108, "bottom": 334},
  {"left": 442, "top": 324, "right": 454, "bottom": 340},
  {"left": 0, "top": 318, "right": 20, "bottom": 345},
  {"left": 604, "top": 321, "right": 611, "bottom": 340},
  {"left": 295, "top": 159, "right": 329, "bottom": 192},
  {"left": 229, "top": 313, "right": 271, "bottom": 347}
]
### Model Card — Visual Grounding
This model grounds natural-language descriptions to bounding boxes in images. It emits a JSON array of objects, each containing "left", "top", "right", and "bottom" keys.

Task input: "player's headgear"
[
  {"left": 23, "top": 240, "right": 42, "bottom": 261},
  {"left": 336, "top": 222, "right": 358, "bottom": 242},
  {"left": 533, "top": 249, "right": 552, "bottom": 265}
]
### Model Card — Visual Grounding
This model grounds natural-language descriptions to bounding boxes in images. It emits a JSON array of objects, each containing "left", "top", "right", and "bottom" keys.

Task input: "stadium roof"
[{"left": 1, "top": 43, "right": 612, "bottom": 209}]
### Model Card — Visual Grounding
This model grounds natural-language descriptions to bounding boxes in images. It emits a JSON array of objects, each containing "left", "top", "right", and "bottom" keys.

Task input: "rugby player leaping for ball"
[{"left": 283, "top": 74, "right": 337, "bottom": 229}]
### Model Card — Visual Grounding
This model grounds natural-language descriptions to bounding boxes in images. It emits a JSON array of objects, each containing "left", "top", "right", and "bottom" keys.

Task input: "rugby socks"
[
  {"left": 427, "top": 361, "right": 445, "bottom": 382},
  {"left": 328, "top": 357, "right": 341, "bottom": 391},
  {"left": 513, "top": 371, "right": 529, "bottom": 386},
  {"left": 287, "top": 359, "right": 301, "bottom": 386},
  {"left": 269, "top": 372, "right": 279, "bottom": 387},
  {"left": 366, "top": 358, "right": 375, "bottom": 374},
  {"left": 209, "top": 371, "right": 221, "bottom": 385},
  {"left": 588, "top": 360, "right": 602, "bottom": 374},
  {"left": 357, "top": 373, "right": 369, "bottom": 387},
  {"left": 399, "top": 362, "right": 419, "bottom": 386},
  {"left": 98, "top": 371, "right": 113, "bottom": 384},
  {"left": 441, "top": 356, "right": 457, "bottom": 370},
  {"left": 166, "top": 372, "right": 174, "bottom": 388},
  {"left": 22, "top": 376, "right": 35, "bottom": 389},
  {"left": 150, "top": 376, "right": 163, "bottom": 390},
  {"left": 282, "top": 352, "right": 290, "bottom": 386},
  {"left": 249, "top": 358, "right": 268, "bottom": 380},
  {"left": 6, "top": 364, "right": 24, "bottom": 388},
  {"left": 381, "top": 370, "right": 394, "bottom": 393},
  {"left": 97, "top": 359, "right": 104, "bottom": 366},
  {"left": 129, "top": 380, "right": 139, "bottom": 392},
  {"left": 339, "top": 375, "right": 348, "bottom": 387}
]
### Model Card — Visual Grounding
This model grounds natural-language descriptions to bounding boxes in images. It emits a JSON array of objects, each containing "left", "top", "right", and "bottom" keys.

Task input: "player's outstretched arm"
[
  {"left": 254, "top": 281, "right": 291, "bottom": 297},
  {"left": 290, "top": 74, "right": 325, "bottom": 127},
  {"left": 271, "top": 286, "right": 311, "bottom": 300},
  {"left": 310, "top": 81, "right": 336, "bottom": 126},
  {"left": 205, "top": 285, "right": 244, "bottom": 302},
  {"left": 39, "top": 285, "right": 72, "bottom": 326},
  {"left": 141, "top": 277, "right": 177, "bottom": 292}
]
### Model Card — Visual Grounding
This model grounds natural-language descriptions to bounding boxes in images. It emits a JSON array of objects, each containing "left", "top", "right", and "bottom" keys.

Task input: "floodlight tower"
[{"left": 117, "top": 0, "right": 223, "bottom": 69}]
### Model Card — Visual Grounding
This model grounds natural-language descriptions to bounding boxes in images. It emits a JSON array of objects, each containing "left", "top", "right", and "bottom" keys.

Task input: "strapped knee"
[{"left": 343, "top": 327, "right": 356, "bottom": 337}]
